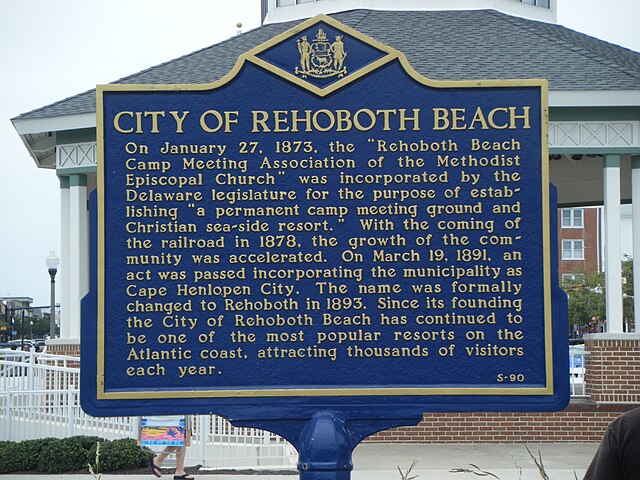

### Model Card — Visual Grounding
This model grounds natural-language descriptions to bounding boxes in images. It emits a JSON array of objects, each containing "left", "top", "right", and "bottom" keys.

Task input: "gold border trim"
[
  {"left": 100, "top": 386, "right": 550, "bottom": 400},
  {"left": 96, "top": 14, "right": 553, "bottom": 401},
  {"left": 96, "top": 87, "right": 106, "bottom": 395}
]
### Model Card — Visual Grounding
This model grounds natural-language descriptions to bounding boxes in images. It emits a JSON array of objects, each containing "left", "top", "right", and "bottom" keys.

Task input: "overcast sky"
[{"left": 1, "top": 0, "right": 639, "bottom": 307}]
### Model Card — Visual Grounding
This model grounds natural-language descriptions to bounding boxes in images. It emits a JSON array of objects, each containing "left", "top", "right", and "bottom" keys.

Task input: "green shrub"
[
  {"left": 0, "top": 436, "right": 150, "bottom": 474},
  {"left": 0, "top": 438, "right": 60, "bottom": 474},
  {"left": 37, "top": 436, "right": 105, "bottom": 473},
  {"left": 0, "top": 441, "right": 18, "bottom": 474},
  {"left": 18, "top": 438, "right": 57, "bottom": 471},
  {"left": 90, "top": 438, "right": 152, "bottom": 472}
]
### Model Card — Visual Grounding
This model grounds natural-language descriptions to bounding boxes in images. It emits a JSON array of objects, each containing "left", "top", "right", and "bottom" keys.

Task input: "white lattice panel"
[
  {"left": 549, "top": 121, "right": 639, "bottom": 148},
  {"left": 57, "top": 142, "right": 97, "bottom": 169}
]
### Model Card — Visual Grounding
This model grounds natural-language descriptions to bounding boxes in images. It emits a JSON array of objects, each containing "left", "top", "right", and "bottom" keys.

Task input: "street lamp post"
[
  {"left": 20, "top": 310, "right": 25, "bottom": 350},
  {"left": 45, "top": 251, "right": 60, "bottom": 339},
  {"left": 2, "top": 301, "right": 7, "bottom": 342}
]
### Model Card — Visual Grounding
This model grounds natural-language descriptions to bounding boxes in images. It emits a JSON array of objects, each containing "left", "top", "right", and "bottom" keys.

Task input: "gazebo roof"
[{"left": 14, "top": 9, "right": 640, "bottom": 123}]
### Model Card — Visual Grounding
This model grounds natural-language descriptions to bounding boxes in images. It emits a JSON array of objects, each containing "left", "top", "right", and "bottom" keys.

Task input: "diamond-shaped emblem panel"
[{"left": 251, "top": 18, "right": 393, "bottom": 95}]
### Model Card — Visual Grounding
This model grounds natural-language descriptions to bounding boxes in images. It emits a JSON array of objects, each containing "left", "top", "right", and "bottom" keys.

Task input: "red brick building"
[{"left": 557, "top": 207, "right": 603, "bottom": 286}]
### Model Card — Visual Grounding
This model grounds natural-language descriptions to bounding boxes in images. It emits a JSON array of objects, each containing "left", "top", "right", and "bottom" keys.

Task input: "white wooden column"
[
  {"left": 59, "top": 177, "right": 71, "bottom": 339},
  {"left": 66, "top": 174, "right": 88, "bottom": 340},
  {"left": 632, "top": 155, "right": 640, "bottom": 333},
  {"left": 54, "top": 143, "right": 96, "bottom": 345},
  {"left": 603, "top": 155, "right": 623, "bottom": 333}
]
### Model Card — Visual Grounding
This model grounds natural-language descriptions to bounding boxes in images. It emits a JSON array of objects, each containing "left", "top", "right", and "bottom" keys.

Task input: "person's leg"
[
  {"left": 174, "top": 446, "right": 190, "bottom": 477},
  {"left": 152, "top": 447, "right": 179, "bottom": 470}
]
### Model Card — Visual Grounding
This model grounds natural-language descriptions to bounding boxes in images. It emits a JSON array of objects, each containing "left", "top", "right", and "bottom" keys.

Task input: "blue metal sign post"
[{"left": 82, "top": 14, "right": 568, "bottom": 479}]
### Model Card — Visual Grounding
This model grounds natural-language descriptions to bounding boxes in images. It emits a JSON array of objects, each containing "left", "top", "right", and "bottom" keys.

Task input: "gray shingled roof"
[{"left": 14, "top": 9, "right": 640, "bottom": 121}]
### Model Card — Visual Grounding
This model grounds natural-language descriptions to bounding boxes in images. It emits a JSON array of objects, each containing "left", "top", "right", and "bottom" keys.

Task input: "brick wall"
[
  {"left": 49, "top": 335, "right": 640, "bottom": 444},
  {"left": 368, "top": 334, "right": 640, "bottom": 444},
  {"left": 368, "top": 404, "right": 629, "bottom": 443},
  {"left": 45, "top": 341, "right": 80, "bottom": 357},
  {"left": 584, "top": 334, "right": 640, "bottom": 404},
  {"left": 557, "top": 207, "right": 601, "bottom": 278}
]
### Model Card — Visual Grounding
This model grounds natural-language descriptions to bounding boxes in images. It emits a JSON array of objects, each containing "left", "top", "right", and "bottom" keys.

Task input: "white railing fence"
[
  {"left": 0, "top": 349, "right": 295, "bottom": 469},
  {"left": 1, "top": 346, "right": 588, "bottom": 466}
]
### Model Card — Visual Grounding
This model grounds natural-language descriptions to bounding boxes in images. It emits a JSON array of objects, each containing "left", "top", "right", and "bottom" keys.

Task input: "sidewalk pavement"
[{"left": 0, "top": 443, "right": 598, "bottom": 480}]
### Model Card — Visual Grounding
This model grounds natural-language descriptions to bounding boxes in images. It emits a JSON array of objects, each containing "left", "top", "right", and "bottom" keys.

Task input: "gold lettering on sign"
[{"left": 106, "top": 69, "right": 540, "bottom": 391}]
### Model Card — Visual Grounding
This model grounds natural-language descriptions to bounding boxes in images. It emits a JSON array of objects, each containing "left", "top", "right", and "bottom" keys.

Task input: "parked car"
[{"left": 2, "top": 339, "right": 35, "bottom": 350}]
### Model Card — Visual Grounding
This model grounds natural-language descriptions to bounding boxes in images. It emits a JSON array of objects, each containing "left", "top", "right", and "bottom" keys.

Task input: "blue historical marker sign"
[{"left": 82, "top": 14, "right": 568, "bottom": 423}]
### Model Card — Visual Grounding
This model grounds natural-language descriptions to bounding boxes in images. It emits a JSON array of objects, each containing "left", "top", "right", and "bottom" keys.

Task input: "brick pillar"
[
  {"left": 584, "top": 333, "right": 640, "bottom": 404},
  {"left": 45, "top": 339, "right": 80, "bottom": 357}
]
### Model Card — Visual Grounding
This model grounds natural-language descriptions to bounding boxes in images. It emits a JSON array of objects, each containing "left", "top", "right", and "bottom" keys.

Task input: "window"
[
  {"left": 562, "top": 240, "right": 584, "bottom": 260},
  {"left": 562, "top": 208, "right": 583, "bottom": 228}
]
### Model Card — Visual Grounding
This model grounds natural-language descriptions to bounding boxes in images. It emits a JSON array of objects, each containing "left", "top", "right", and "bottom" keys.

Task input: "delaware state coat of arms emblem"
[{"left": 295, "top": 29, "right": 347, "bottom": 79}]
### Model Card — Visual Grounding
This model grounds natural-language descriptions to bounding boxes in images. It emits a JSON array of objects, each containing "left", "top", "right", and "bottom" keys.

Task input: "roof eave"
[
  {"left": 12, "top": 113, "right": 95, "bottom": 169},
  {"left": 549, "top": 90, "right": 640, "bottom": 108},
  {"left": 15, "top": 133, "right": 47, "bottom": 169},
  {"left": 12, "top": 112, "right": 96, "bottom": 136},
  {"left": 13, "top": 90, "right": 640, "bottom": 141}
]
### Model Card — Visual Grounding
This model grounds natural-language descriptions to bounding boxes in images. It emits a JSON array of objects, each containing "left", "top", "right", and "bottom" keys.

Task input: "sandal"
[
  {"left": 149, "top": 457, "right": 162, "bottom": 478},
  {"left": 173, "top": 475, "right": 194, "bottom": 480}
]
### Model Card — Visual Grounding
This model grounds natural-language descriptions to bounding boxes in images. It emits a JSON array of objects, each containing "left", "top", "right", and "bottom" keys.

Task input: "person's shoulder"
[
  {"left": 611, "top": 407, "right": 640, "bottom": 431},
  {"left": 621, "top": 407, "right": 640, "bottom": 422}
]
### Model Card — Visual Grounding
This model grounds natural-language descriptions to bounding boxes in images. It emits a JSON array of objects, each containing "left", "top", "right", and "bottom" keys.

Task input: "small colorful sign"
[{"left": 140, "top": 416, "right": 186, "bottom": 447}]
